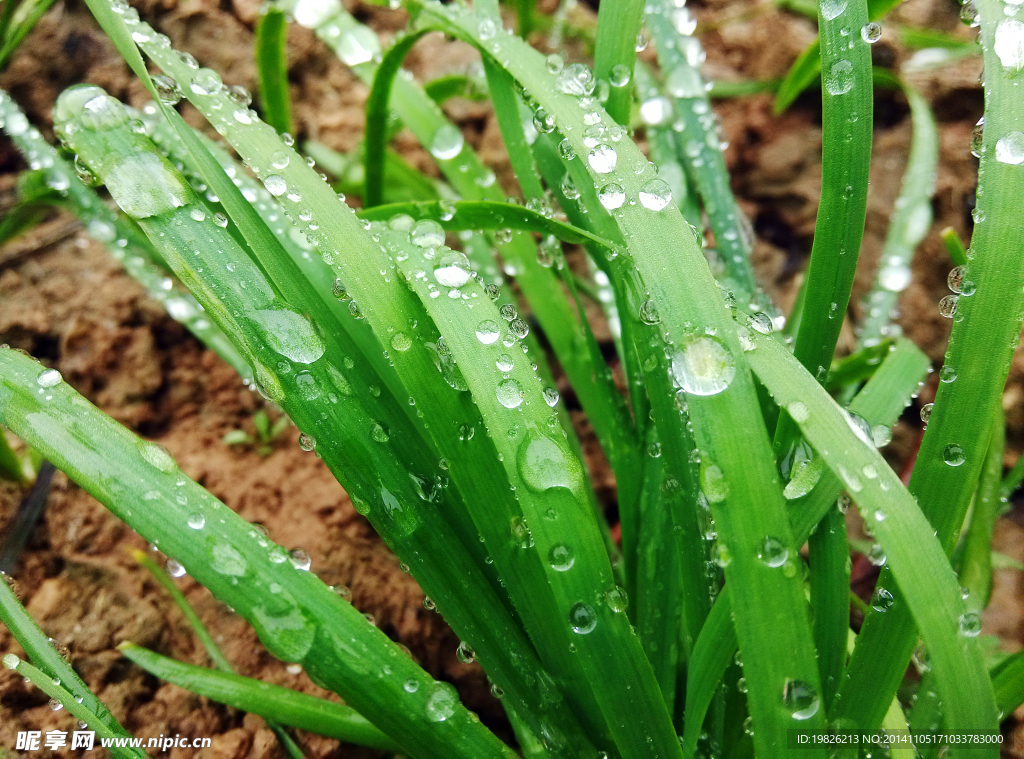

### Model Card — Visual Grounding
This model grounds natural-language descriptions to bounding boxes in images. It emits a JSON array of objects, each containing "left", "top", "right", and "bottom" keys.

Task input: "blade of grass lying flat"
[
  {"left": 681, "top": 336, "right": 930, "bottom": 756},
  {"left": 858, "top": 83, "right": 939, "bottom": 348},
  {"left": 133, "top": 551, "right": 304, "bottom": 759},
  {"left": 0, "top": 90, "right": 253, "bottom": 382},
  {"left": 646, "top": 0, "right": 763, "bottom": 311},
  {"left": 255, "top": 6, "right": 293, "bottom": 135},
  {"left": 113, "top": 17, "right": 605, "bottom": 755},
  {"left": 774, "top": 0, "right": 901, "bottom": 113},
  {"left": 133, "top": 550, "right": 233, "bottom": 672},
  {"left": 357, "top": 200, "right": 620, "bottom": 250},
  {"left": 958, "top": 408, "right": 1003, "bottom": 610},
  {"left": 1, "top": 656, "right": 144, "bottom": 757},
  {"left": 0, "top": 575, "right": 141, "bottom": 753},
  {"left": 832, "top": 0, "right": 1024, "bottom": 732},
  {"left": 409, "top": 5, "right": 827, "bottom": 757},
  {"left": 0, "top": 348, "right": 517, "bottom": 759},
  {"left": 119, "top": 643, "right": 400, "bottom": 751},
  {"left": 746, "top": 330, "right": 999, "bottom": 753},
  {"left": 57, "top": 80, "right": 588, "bottom": 757},
  {"left": 592, "top": 0, "right": 643, "bottom": 126}
]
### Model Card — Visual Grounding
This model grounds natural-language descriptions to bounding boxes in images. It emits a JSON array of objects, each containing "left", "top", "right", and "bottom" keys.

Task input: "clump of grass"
[{"left": 0, "top": 0, "right": 1022, "bottom": 757}]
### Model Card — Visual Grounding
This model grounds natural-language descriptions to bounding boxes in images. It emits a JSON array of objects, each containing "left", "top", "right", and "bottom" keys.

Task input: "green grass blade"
[
  {"left": 646, "top": 0, "right": 763, "bottom": 310},
  {"left": 255, "top": 6, "right": 294, "bottom": 135},
  {"left": 1, "top": 656, "right": 145, "bottom": 757},
  {"left": 357, "top": 199, "right": 620, "bottom": 250},
  {"left": 132, "top": 550, "right": 305, "bottom": 759},
  {"left": 108, "top": 16, "right": 613, "bottom": 754},
  {"left": 958, "top": 409, "right": 1004, "bottom": 610},
  {"left": 592, "top": 0, "right": 643, "bottom": 125},
  {"left": 423, "top": 73, "right": 484, "bottom": 103},
  {"left": 119, "top": 643, "right": 400, "bottom": 751},
  {"left": 681, "top": 336, "right": 930, "bottom": 756},
  {"left": 364, "top": 28, "right": 431, "bottom": 206},
  {"left": 0, "top": 424, "right": 31, "bottom": 484},
  {"left": 371, "top": 213, "right": 675, "bottom": 758},
  {"left": 991, "top": 650, "right": 1024, "bottom": 718},
  {"left": 0, "top": 90, "right": 253, "bottom": 382},
  {"left": 0, "top": 348, "right": 516, "bottom": 759},
  {"left": 409, "top": 6, "right": 827, "bottom": 757},
  {"left": 0, "top": 575, "right": 140, "bottom": 750},
  {"left": 808, "top": 507, "right": 850, "bottom": 712},
  {"left": 941, "top": 226, "right": 970, "bottom": 268},
  {"left": 788, "top": 0, "right": 873, "bottom": 383},
  {"left": 0, "top": 0, "right": 56, "bottom": 68},
  {"left": 746, "top": 330, "right": 1000, "bottom": 751},
  {"left": 58, "top": 78, "right": 593, "bottom": 756},
  {"left": 832, "top": 0, "right": 1024, "bottom": 731},
  {"left": 1002, "top": 452, "right": 1024, "bottom": 499},
  {"left": 300, "top": 0, "right": 643, "bottom": 523},
  {"left": 858, "top": 83, "right": 939, "bottom": 348},
  {"left": 132, "top": 549, "right": 234, "bottom": 671},
  {"left": 774, "top": 0, "right": 901, "bottom": 113},
  {"left": 823, "top": 339, "right": 896, "bottom": 389}
]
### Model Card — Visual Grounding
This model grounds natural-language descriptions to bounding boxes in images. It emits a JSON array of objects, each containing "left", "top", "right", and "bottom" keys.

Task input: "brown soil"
[{"left": 0, "top": 0, "right": 1021, "bottom": 756}]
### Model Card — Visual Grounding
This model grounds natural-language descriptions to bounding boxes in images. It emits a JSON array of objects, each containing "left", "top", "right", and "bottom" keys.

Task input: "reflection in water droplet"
[
  {"left": 671, "top": 334, "right": 736, "bottom": 396},
  {"left": 757, "top": 536, "right": 789, "bottom": 568},
  {"left": 425, "top": 682, "right": 459, "bottom": 721},
  {"left": 569, "top": 602, "right": 597, "bottom": 634},
  {"left": 496, "top": 379, "right": 524, "bottom": 409},
  {"left": 995, "top": 131, "right": 1024, "bottom": 165},
  {"left": 549, "top": 543, "right": 575, "bottom": 571},
  {"left": 943, "top": 443, "right": 965, "bottom": 466},
  {"left": 783, "top": 679, "right": 820, "bottom": 720},
  {"left": 430, "top": 124, "right": 464, "bottom": 160},
  {"left": 825, "top": 60, "right": 854, "bottom": 96}
]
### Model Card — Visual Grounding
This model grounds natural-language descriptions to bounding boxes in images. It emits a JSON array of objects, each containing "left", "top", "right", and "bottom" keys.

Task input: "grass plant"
[{"left": 0, "top": 0, "right": 1021, "bottom": 757}]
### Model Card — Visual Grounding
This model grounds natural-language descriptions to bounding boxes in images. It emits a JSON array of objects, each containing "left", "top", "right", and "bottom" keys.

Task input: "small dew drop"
[
  {"left": 943, "top": 443, "right": 966, "bottom": 467},
  {"left": 569, "top": 602, "right": 597, "bottom": 634}
]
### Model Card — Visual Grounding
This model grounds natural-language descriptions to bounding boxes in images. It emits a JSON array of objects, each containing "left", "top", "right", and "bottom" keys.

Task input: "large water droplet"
[
  {"left": 783, "top": 679, "right": 820, "bottom": 720},
  {"left": 187, "top": 513, "right": 205, "bottom": 529},
  {"left": 569, "top": 602, "right": 597, "bottom": 634},
  {"left": 555, "top": 63, "right": 595, "bottom": 96},
  {"left": 209, "top": 539, "right": 248, "bottom": 576},
  {"left": 410, "top": 219, "right": 445, "bottom": 248},
  {"left": 475, "top": 320, "right": 500, "bottom": 344},
  {"left": 938, "top": 294, "right": 959, "bottom": 318},
  {"left": 638, "top": 178, "right": 672, "bottom": 211},
  {"left": 587, "top": 144, "right": 618, "bottom": 174},
  {"left": 496, "top": 378, "right": 524, "bottom": 409},
  {"left": 430, "top": 124, "right": 464, "bottom": 160},
  {"left": 639, "top": 96, "right": 671, "bottom": 127},
  {"left": 434, "top": 250, "right": 472, "bottom": 288},
  {"left": 757, "top": 536, "right": 789, "bottom": 568},
  {"left": 517, "top": 429, "right": 579, "bottom": 493},
  {"left": 971, "top": 117, "right": 984, "bottom": 158},
  {"left": 670, "top": 334, "right": 736, "bottom": 396},
  {"left": 943, "top": 443, "right": 965, "bottom": 466},
  {"left": 995, "top": 131, "right": 1024, "bottom": 165},
  {"left": 549, "top": 543, "right": 575, "bottom": 571},
  {"left": 700, "top": 461, "right": 729, "bottom": 503},
  {"left": 824, "top": 60, "right": 854, "bottom": 96},
  {"left": 861, "top": 22, "right": 882, "bottom": 43},
  {"left": 105, "top": 153, "right": 190, "bottom": 218},
  {"left": 598, "top": 182, "right": 624, "bottom": 209},
  {"left": 994, "top": 19, "right": 1024, "bottom": 76},
  {"left": 37, "top": 369, "right": 62, "bottom": 388},
  {"left": 820, "top": 0, "right": 847, "bottom": 20},
  {"left": 959, "top": 611, "right": 982, "bottom": 637},
  {"left": 264, "top": 175, "right": 287, "bottom": 197},
  {"left": 871, "top": 587, "right": 894, "bottom": 612},
  {"left": 337, "top": 26, "right": 381, "bottom": 66},
  {"left": 140, "top": 441, "right": 177, "bottom": 473},
  {"left": 425, "top": 682, "right": 459, "bottom": 721},
  {"left": 250, "top": 309, "right": 326, "bottom": 364}
]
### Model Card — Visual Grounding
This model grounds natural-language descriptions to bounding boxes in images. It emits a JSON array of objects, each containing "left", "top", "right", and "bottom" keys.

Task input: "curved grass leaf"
[
  {"left": 746, "top": 331, "right": 999, "bottom": 751},
  {"left": 774, "top": 0, "right": 903, "bottom": 113},
  {"left": 255, "top": 6, "right": 293, "bottom": 135},
  {"left": 1, "top": 655, "right": 144, "bottom": 757},
  {"left": 958, "top": 409, "right": 1003, "bottom": 610},
  {"left": 356, "top": 199, "right": 620, "bottom": 251},
  {"left": 832, "top": 0, "right": 1024, "bottom": 731},
  {"left": 592, "top": 0, "right": 644, "bottom": 125},
  {"left": 90, "top": 10, "right": 604, "bottom": 755},
  {"left": 407, "top": 5, "right": 827, "bottom": 757},
  {"left": 0, "top": 576, "right": 141, "bottom": 753},
  {"left": 0, "top": 348, "right": 516, "bottom": 759},
  {"left": 680, "top": 336, "right": 930, "bottom": 755},
  {"left": 119, "top": 643, "right": 400, "bottom": 751},
  {"left": 858, "top": 83, "right": 939, "bottom": 348}
]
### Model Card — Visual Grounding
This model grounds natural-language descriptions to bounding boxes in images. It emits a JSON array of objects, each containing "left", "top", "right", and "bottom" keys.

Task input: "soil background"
[{"left": 1, "top": 0, "right": 1023, "bottom": 755}]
